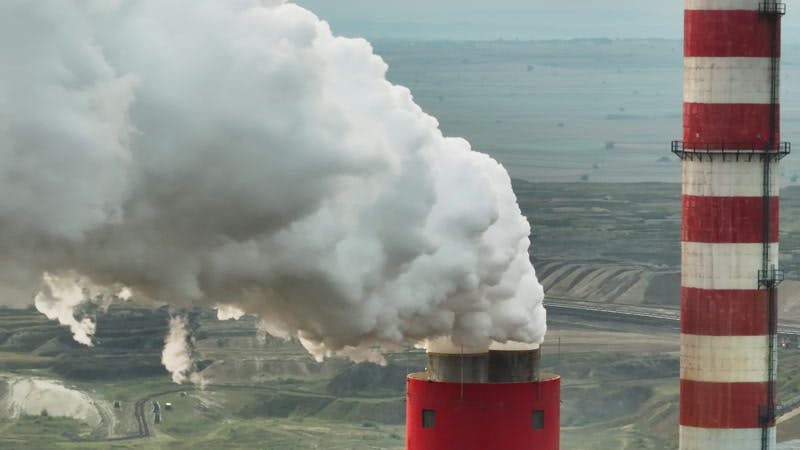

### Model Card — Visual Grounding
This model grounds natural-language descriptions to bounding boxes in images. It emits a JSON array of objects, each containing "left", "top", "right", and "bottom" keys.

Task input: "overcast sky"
[{"left": 293, "top": 1, "right": 800, "bottom": 42}]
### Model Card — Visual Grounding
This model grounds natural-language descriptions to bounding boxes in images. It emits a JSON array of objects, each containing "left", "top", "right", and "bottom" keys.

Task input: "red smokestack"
[
  {"left": 675, "top": 1, "right": 787, "bottom": 448},
  {"left": 405, "top": 342, "right": 560, "bottom": 450}
]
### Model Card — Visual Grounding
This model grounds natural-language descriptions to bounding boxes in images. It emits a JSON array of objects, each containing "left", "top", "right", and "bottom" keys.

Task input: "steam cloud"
[
  {"left": 1, "top": 0, "right": 546, "bottom": 362},
  {"left": 33, "top": 272, "right": 119, "bottom": 346},
  {"left": 162, "top": 315, "right": 205, "bottom": 385},
  {"left": 34, "top": 273, "right": 100, "bottom": 347}
]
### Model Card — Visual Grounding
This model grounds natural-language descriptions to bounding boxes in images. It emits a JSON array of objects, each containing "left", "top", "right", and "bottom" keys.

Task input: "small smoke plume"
[
  {"left": 161, "top": 315, "right": 204, "bottom": 385},
  {"left": 2, "top": 0, "right": 546, "bottom": 364},
  {"left": 216, "top": 304, "right": 246, "bottom": 321}
]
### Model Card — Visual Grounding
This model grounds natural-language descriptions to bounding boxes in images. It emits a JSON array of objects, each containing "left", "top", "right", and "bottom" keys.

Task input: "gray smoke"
[{"left": 0, "top": 0, "right": 546, "bottom": 361}]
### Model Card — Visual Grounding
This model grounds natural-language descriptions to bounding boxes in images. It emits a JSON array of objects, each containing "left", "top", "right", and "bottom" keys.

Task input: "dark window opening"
[
  {"left": 422, "top": 409, "right": 435, "bottom": 428},
  {"left": 531, "top": 410, "right": 545, "bottom": 429}
]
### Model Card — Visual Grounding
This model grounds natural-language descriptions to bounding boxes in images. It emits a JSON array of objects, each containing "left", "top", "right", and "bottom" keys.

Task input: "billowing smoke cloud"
[{"left": 0, "top": 0, "right": 546, "bottom": 361}]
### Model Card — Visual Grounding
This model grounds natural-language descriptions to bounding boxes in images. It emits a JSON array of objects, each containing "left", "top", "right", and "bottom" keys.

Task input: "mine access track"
[{"left": 544, "top": 297, "right": 800, "bottom": 337}]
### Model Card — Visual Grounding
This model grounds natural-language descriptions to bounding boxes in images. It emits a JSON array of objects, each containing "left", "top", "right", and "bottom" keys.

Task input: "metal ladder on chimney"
[{"left": 757, "top": 3, "right": 787, "bottom": 449}]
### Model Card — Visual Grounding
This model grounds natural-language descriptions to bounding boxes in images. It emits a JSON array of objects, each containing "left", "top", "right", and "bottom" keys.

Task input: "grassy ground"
[
  {"left": 516, "top": 180, "right": 682, "bottom": 268},
  {"left": 0, "top": 416, "right": 94, "bottom": 450},
  {"left": 3, "top": 308, "right": 800, "bottom": 448},
  {"left": 517, "top": 181, "right": 800, "bottom": 277},
  {"left": 0, "top": 352, "right": 53, "bottom": 368},
  {"left": 0, "top": 417, "right": 404, "bottom": 450}
]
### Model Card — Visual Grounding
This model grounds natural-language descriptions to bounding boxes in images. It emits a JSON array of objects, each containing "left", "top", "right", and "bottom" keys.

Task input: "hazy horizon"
[{"left": 293, "top": 0, "right": 800, "bottom": 43}]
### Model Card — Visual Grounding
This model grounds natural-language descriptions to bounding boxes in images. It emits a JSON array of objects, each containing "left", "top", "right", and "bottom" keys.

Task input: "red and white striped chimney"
[{"left": 676, "top": 1, "right": 788, "bottom": 449}]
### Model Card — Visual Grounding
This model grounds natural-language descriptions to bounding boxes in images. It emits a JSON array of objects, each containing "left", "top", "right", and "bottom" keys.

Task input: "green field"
[{"left": 0, "top": 306, "right": 417, "bottom": 449}]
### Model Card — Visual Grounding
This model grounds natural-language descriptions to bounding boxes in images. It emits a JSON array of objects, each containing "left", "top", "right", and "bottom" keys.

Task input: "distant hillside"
[
  {"left": 538, "top": 260, "right": 679, "bottom": 307},
  {"left": 513, "top": 181, "right": 800, "bottom": 319}
]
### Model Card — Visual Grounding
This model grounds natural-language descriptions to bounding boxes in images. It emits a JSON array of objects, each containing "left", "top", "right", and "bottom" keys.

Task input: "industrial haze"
[
  {"left": 5, "top": 4, "right": 800, "bottom": 450},
  {"left": 293, "top": 0, "right": 682, "bottom": 41},
  {"left": 294, "top": 0, "right": 800, "bottom": 42}
]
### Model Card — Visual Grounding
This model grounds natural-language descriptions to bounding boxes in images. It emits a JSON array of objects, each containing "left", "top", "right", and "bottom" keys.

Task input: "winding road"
[{"left": 130, "top": 388, "right": 186, "bottom": 438}]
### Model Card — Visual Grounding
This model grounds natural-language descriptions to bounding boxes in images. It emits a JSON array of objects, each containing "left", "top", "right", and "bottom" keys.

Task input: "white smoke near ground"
[
  {"left": 161, "top": 315, "right": 205, "bottom": 386},
  {"left": 216, "top": 304, "right": 246, "bottom": 321},
  {"left": 1, "top": 0, "right": 546, "bottom": 366},
  {"left": 32, "top": 273, "right": 120, "bottom": 346},
  {"left": 33, "top": 274, "right": 98, "bottom": 347}
]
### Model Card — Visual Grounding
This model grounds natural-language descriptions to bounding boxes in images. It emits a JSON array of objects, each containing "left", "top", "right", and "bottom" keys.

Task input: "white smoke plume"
[
  {"left": 161, "top": 315, "right": 204, "bottom": 385},
  {"left": 33, "top": 274, "right": 99, "bottom": 346},
  {"left": 33, "top": 272, "right": 120, "bottom": 346},
  {"left": 1, "top": 0, "right": 546, "bottom": 362},
  {"left": 216, "top": 304, "right": 246, "bottom": 321}
]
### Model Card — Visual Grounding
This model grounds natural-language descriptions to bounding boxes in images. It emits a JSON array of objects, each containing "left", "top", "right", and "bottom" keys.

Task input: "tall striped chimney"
[{"left": 674, "top": 1, "right": 788, "bottom": 449}]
